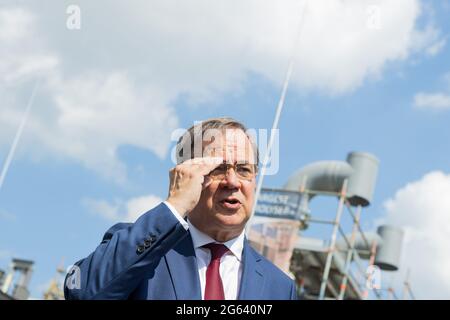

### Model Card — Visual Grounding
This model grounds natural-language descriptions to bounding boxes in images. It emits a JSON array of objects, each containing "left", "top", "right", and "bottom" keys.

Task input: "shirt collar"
[{"left": 187, "top": 219, "right": 245, "bottom": 261}]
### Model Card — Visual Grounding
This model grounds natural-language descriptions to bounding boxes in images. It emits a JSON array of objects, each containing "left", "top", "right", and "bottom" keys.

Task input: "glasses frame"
[{"left": 208, "top": 162, "right": 258, "bottom": 182}]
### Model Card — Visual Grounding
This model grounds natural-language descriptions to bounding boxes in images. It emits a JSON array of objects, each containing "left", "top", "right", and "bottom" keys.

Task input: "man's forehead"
[{"left": 202, "top": 128, "right": 256, "bottom": 164}]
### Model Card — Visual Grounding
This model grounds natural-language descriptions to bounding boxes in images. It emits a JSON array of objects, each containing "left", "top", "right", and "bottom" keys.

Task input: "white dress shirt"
[{"left": 163, "top": 201, "right": 244, "bottom": 300}]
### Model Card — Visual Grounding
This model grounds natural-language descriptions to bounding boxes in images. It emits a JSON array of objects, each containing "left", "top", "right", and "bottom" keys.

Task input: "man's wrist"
[
  {"left": 165, "top": 199, "right": 187, "bottom": 217},
  {"left": 163, "top": 200, "right": 189, "bottom": 230}
]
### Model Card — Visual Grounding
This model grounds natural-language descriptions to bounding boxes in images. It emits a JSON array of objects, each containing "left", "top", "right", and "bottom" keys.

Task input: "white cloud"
[
  {"left": 382, "top": 171, "right": 450, "bottom": 299},
  {"left": 0, "top": 7, "right": 58, "bottom": 152},
  {"left": 4, "top": 0, "right": 444, "bottom": 95},
  {"left": 47, "top": 71, "right": 177, "bottom": 182},
  {"left": 0, "top": 8, "right": 58, "bottom": 86},
  {"left": 84, "top": 194, "right": 163, "bottom": 222},
  {"left": 0, "top": 1, "right": 445, "bottom": 181},
  {"left": 413, "top": 92, "right": 450, "bottom": 111},
  {"left": 0, "top": 6, "right": 178, "bottom": 182},
  {"left": 111, "top": 0, "right": 442, "bottom": 94}
]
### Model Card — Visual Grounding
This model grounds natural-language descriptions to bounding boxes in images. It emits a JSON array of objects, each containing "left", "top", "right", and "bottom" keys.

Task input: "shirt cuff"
[{"left": 163, "top": 201, "right": 189, "bottom": 230}]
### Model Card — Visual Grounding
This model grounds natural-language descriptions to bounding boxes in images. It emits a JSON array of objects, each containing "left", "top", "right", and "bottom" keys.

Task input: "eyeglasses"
[{"left": 208, "top": 163, "right": 257, "bottom": 181}]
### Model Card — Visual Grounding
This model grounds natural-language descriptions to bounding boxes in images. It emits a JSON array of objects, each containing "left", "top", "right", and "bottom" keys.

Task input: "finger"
[
  {"left": 180, "top": 157, "right": 206, "bottom": 166},
  {"left": 197, "top": 157, "right": 224, "bottom": 172},
  {"left": 180, "top": 157, "right": 223, "bottom": 175},
  {"left": 200, "top": 156, "right": 224, "bottom": 165},
  {"left": 182, "top": 157, "right": 223, "bottom": 166},
  {"left": 202, "top": 176, "right": 212, "bottom": 190}
]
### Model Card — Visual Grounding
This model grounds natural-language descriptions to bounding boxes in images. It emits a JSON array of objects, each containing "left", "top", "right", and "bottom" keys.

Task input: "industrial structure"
[
  {"left": 0, "top": 258, "right": 65, "bottom": 300},
  {"left": 0, "top": 258, "right": 34, "bottom": 300},
  {"left": 249, "top": 151, "right": 415, "bottom": 300}
]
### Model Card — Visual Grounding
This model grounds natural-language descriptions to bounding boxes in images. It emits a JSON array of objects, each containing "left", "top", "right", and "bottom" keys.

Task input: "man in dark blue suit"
[{"left": 65, "top": 117, "right": 298, "bottom": 300}]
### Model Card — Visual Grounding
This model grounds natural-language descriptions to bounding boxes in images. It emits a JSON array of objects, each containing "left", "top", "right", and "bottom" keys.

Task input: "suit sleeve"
[{"left": 64, "top": 202, "right": 188, "bottom": 300}]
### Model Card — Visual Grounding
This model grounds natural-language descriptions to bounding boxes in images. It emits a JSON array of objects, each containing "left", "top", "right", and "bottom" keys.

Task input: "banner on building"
[{"left": 247, "top": 188, "right": 303, "bottom": 276}]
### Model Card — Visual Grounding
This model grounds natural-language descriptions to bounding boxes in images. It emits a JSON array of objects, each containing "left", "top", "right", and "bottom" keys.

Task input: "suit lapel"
[
  {"left": 164, "top": 232, "right": 202, "bottom": 300},
  {"left": 165, "top": 234, "right": 265, "bottom": 300},
  {"left": 238, "top": 239, "right": 265, "bottom": 300}
]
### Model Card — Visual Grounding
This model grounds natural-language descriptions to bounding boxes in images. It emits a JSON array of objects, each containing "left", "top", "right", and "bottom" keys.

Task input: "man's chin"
[
  {"left": 214, "top": 211, "right": 248, "bottom": 227},
  {"left": 214, "top": 203, "right": 242, "bottom": 217}
]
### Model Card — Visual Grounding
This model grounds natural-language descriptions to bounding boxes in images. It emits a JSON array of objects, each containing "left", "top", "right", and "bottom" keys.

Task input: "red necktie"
[{"left": 203, "top": 243, "right": 229, "bottom": 300}]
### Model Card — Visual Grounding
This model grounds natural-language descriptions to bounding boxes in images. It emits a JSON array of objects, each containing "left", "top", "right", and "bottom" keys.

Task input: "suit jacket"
[{"left": 64, "top": 203, "right": 298, "bottom": 300}]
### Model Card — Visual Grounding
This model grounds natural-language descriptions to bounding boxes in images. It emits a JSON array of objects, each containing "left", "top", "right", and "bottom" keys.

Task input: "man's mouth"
[{"left": 219, "top": 197, "right": 242, "bottom": 210}]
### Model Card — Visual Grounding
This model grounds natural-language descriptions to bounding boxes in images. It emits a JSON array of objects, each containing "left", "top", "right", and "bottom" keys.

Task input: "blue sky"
[{"left": 1, "top": 0, "right": 450, "bottom": 299}]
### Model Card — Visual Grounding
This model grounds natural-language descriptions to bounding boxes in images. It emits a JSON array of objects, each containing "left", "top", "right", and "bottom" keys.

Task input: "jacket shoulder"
[{"left": 101, "top": 222, "right": 133, "bottom": 242}]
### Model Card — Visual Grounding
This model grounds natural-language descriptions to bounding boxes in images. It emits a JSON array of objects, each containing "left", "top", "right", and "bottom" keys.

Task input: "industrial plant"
[{"left": 248, "top": 151, "right": 415, "bottom": 300}]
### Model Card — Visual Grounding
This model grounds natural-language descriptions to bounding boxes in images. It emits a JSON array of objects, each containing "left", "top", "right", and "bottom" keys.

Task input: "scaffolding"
[{"left": 259, "top": 184, "right": 416, "bottom": 300}]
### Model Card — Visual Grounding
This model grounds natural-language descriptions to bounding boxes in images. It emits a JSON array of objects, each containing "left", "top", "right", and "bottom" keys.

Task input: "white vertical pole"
[{"left": 252, "top": 1, "right": 309, "bottom": 215}]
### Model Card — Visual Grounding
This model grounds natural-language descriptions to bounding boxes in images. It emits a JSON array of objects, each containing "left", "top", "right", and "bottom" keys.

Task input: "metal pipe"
[{"left": 307, "top": 218, "right": 335, "bottom": 225}]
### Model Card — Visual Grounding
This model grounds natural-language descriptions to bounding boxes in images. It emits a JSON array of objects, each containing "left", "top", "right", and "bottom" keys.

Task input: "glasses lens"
[
  {"left": 209, "top": 164, "right": 255, "bottom": 181},
  {"left": 209, "top": 164, "right": 227, "bottom": 180},
  {"left": 235, "top": 164, "right": 254, "bottom": 179}
]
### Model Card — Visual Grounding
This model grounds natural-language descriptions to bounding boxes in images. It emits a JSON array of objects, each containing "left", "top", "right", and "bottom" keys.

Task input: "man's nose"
[{"left": 220, "top": 169, "right": 241, "bottom": 189}]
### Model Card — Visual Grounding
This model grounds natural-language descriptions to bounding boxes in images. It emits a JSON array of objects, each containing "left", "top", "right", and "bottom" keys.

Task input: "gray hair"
[{"left": 176, "top": 117, "right": 259, "bottom": 168}]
